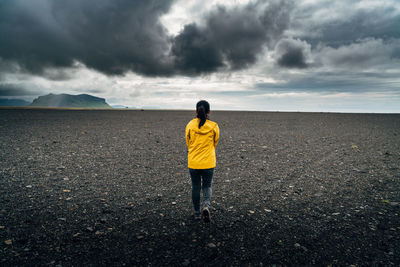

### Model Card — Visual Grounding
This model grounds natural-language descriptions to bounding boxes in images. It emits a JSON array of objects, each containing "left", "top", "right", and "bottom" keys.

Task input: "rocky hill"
[{"left": 30, "top": 93, "right": 111, "bottom": 108}]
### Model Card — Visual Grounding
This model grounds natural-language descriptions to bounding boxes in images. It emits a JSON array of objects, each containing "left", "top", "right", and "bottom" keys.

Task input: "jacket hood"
[{"left": 191, "top": 118, "right": 217, "bottom": 134}]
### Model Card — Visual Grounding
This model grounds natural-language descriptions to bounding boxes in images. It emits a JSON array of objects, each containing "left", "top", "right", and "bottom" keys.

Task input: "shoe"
[{"left": 202, "top": 207, "right": 211, "bottom": 223}]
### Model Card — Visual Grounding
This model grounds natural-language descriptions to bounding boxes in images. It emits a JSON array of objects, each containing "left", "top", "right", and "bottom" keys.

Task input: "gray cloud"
[
  {"left": 0, "top": 0, "right": 294, "bottom": 77},
  {"left": 274, "top": 38, "right": 311, "bottom": 68},
  {"left": 0, "top": 84, "right": 41, "bottom": 96},
  {"left": 255, "top": 70, "right": 400, "bottom": 94},
  {"left": 314, "top": 38, "right": 400, "bottom": 69},
  {"left": 0, "top": 0, "right": 175, "bottom": 76},
  {"left": 172, "top": 0, "right": 293, "bottom": 75},
  {"left": 291, "top": 2, "right": 400, "bottom": 47}
]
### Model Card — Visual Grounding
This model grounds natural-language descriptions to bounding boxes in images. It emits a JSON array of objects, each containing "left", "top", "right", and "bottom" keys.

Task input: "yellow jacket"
[{"left": 185, "top": 118, "right": 220, "bottom": 169}]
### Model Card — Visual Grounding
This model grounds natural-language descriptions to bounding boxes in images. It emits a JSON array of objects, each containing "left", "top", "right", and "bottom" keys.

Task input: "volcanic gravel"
[{"left": 0, "top": 109, "right": 399, "bottom": 266}]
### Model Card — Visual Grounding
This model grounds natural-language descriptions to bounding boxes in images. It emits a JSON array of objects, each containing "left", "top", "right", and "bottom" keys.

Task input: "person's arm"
[
  {"left": 214, "top": 124, "right": 220, "bottom": 148},
  {"left": 185, "top": 124, "right": 190, "bottom": 149}
]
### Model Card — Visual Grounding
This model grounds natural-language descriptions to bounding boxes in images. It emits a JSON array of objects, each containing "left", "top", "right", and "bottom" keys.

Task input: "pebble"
[
  {"left": 171, "top": 202, "right": 176, "bottom": 205},
  {"left": 207, "top": 243, "right": 216, "bottom": 248},
  {"left": 26, "top": 185, "right": 32, "bottom": 188}
]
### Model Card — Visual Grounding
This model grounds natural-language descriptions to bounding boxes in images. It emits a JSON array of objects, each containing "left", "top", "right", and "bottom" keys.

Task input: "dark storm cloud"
[
  {"left": 0, "top": 0, "right": 175, "bottom": 76},
  {"left": 0, "top": 0, "right": 294, "bottom": 77},
  {"left": 0, "top": 84, "right": 40, "bottom": 96},
  {"left": 275, "top": 38, "right": 310, "bottom": 68},
  {"left": 172, "top": 0, "right": 294, "bottom": 75}
]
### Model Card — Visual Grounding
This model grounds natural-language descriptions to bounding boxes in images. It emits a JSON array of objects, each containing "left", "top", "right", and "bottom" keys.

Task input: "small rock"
[
  {"left": 171, "top": 202, "right": 176, "bottom": 205},
  {"left": 249, "top": 210, "right": 255, "bottom": 214},
  {"left": 207, "top": 243, "right": 216, "bottom": 248},
  {"left": 0, "top": 226, "right": 5, "bottom": 229},
  {"left": 332, "top": 212, "right": 340, "bottom": 216},
  {"left": 26, "top": 185, "right": 32, "bottom": 188},
  {"left": 4, "top": 239, "right": 12, "bottom": 245},
  {"left": 264, "top": 209, "right": 272, "bottom": 213},
  {"left": 294, "top": 243, "right": 301, "bottom": 248},
  {"left": 86, "top": 227, "right": 94, "bottom": 232},
  {"left": 136, "top": 235, "right": 144, "bottom": 240},
  {"left": 58, "top": 218, "right": 66, "bottom": 221}
]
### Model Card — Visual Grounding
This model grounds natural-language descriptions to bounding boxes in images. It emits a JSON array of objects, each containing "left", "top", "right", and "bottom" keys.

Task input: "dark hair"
[{"left": 196, "top": 100, "right": 210, "bottom": 128}]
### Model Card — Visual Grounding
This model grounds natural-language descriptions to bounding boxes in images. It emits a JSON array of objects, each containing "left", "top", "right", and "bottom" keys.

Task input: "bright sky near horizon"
[{"left": 0, "top": 0, "right": 399, "bottom": 112}]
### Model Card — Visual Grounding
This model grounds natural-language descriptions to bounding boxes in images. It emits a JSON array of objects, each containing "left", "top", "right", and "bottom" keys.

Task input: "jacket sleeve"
[
  {"left": 214, "top": 124, "right": 220, "bottom": 148},
  {"left": 185, "top": 123, "right": 190, "bottom": 149}
]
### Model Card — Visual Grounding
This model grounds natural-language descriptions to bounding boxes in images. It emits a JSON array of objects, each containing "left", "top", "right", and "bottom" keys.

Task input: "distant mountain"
[
  {"left": 0, "top": 98, "right": 30, "bottom": 106},
  {"left": 30, "top": 93, "right": 112, "bottom": 108}
]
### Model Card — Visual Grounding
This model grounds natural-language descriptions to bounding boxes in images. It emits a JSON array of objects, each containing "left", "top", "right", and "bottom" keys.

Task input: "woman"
[{"left": 185, "top": 100, "right": 220, "bottom": 222}]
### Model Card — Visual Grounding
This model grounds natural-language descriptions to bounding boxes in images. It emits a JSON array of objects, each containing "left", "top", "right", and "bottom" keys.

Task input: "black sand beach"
[{"left": 1, "top": 109, "right": 399, "bottom": 266}]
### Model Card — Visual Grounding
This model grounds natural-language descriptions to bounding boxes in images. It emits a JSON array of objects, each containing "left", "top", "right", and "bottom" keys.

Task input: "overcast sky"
[{"left": 1, "top": 0, "right": 399, "bottom": 112}]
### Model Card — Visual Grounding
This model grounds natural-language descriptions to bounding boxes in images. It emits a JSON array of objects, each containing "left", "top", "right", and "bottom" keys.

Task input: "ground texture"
[{"left": 0, "top": 109, "right": 399, "bottom": 266}]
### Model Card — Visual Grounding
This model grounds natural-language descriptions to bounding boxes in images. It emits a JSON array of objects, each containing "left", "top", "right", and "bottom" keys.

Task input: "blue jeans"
[{"left": 189, "top": 168, "right": 214, "bottom": 213}]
